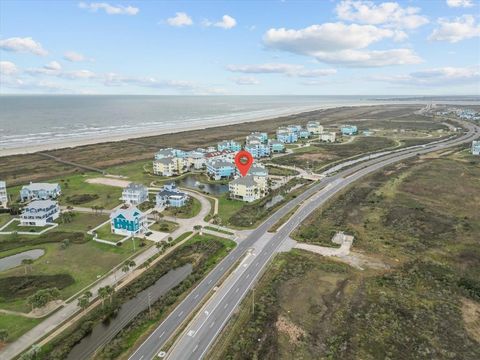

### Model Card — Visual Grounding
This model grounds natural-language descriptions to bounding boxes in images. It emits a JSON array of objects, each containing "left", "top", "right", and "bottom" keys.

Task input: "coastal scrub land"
[{"left": 209, "top": 148, "right": 480, "bottom": 360}]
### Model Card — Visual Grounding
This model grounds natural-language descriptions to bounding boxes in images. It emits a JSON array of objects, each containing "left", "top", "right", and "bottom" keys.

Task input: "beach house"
[
  {"left": 245, "top": 143, "right": 270, "bottom": 159},
  {"left": 298, "top": 128, "right": 311, "bottom": 139},
  {"left": 248, "top": 164, "right": 269, "bottom": 177},
  {"left": 121, "top": 183, "right": 149, "bottom": 205},
  {"left": 154, "top": 148, "right": 187, "bottom": 160},
  {"left": 217, "top": 140, "right": 242, "bottom": 152},
  {"left": 246, "top": 132, "right": 268, "bottom": 144},
  {"left": 20, "top": 200, "right": 60, "bottom": 227},
  {"left": 229, "top": 175, "right": 268, "bottom": 202},
  {"left": 319, "top": 132, "right": 337, "bottom": 143},
  {"left": 276, "top": 127, "right": 298, "bottom": 143},
  {"left": 0, "top": 181, "right": 7, "bottom": 209},
  {"left": 186, "top": 150, "right": 207, "bottom": 170},
  {"left": 206, "top": 160, "right": 235, "bottom": 180},
  {"left": 472, "top": 140, "right": 480, "bottom": 155},
  {"left": 341, "top": 125, "right": 358, "bottom": 136},
  {"left": 268, "top": 139, "right": 285, "bottom": 153},
  {"left": 155, "top": 183, "right": 189, "bottom": 209},
  {"left": 110, "top": 206, "right": 147, "bottom": 236},
  {"left": 307, "top": 121, "right": 323, "bottom": 134},
  {"left": 153, "top": 157, "right": 186, "bottom": 176},
  {"left": 20, "top": 182, "right": 61, "bottom": 202}
]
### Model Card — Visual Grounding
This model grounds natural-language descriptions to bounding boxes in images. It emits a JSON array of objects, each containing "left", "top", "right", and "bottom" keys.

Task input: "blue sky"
[{"left": 0, "top": 0, "right": 479, "bottom": 95}]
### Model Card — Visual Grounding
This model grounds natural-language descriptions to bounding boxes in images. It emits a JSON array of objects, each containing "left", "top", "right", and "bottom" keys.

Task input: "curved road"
[{"left": 129, "top": 120, "right": 479, "bottom": 360}]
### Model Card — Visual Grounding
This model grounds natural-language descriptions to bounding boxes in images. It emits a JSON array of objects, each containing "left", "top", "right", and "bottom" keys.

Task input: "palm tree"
[
  {"left": 98, "top": 287, "right": 109, "bottom": 307},
  {"left": 122, "top": 260, "right": 136, "bottom": 274}
]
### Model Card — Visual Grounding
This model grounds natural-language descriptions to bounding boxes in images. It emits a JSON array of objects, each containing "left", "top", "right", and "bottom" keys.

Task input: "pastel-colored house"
[
  {"left": 268, "top": 139, "right": 285, "bottom": 153},
  {"left": 287, "top": 125, "right": 302, "bottom": 134},
  {"left": 153, "top": 157, "right": 186, "bottom": 176},
  {"left": 110, "top": 206, "right": 147, "bottom": 236},
  {"left": 217, "top": 140, "right": 242, "bottom": 152},
  {"left": 298, "top": 129, "right": 310, "bottom": 139},
  {"left": 307, "top": 121, "right": 323, "bottom": 134},
  {"left": 247, "top": 132, "right": 268, "bottom": 144},
  {"left": 276, "top": 127, "right": 298, "bottom": 143},
  {"left": 229, "top": 175, "right": 268, "bottom": 202},
  {"left": 121, "top": 183, "right": 149, "bottom": 205},
  {"left": 472, "top": 140, "right": 480, "bottom": 155},
  {"left": 20, "top": 182, "right": 61, "bottom": 202},
  {"left": 245, "top": 143, "right": 271, "bottom": 159},
  {"left": 155, "top": 183, "right": 189, "bottom": 209},
  {"left": 249, "top": 164, "right": 269, "bottom": 177},
  {"left": 341, "top": 125, "right": 358, "bottom": 136},
  {"left": 205, "top": 149, "right": 237, "bottom": 163},
  {"left": 186, "top": 150, "right": 207, "bottom": 170},
  {"left": 154, "top": 148, "right": 187, "bottom": 160},
  {"left": 20, "top": 200, "right": 60, "bottom": 227},
  {"left": 319, "top": 132, "right": 336, "bottom": 143},
  {"left": 206, "top": 160, "right": 235, "bottom": 180},
  {"left": 0, "top": 181, "right": 7, "bottom": 209}
]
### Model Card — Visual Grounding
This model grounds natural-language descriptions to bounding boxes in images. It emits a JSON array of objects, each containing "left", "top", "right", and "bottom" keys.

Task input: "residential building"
[
  {"left": 268, "top": 139, "right": 285, "bottom": 153},
  {"left": 276, "top": 127, "right": 298, "bottom": 143},
  {"left": 206, "top": 146, "right": 217, "bottom": 153},
  {"left": 245, "top": 143, "right": 270, "bottom": 158},
  {"left": 298, "top": 129, "right": 310, "bottom": 139},
  {"left": 153, "top": 157, "right": 186, "bottom": 176},
  {"left": 206, "top": 160, "right": 235, "bottom": 180},
  {"left": 20, "top": 200, "right": 60, "bottom": 227},
  {"left": 205, "top": 149, "right": 237, "bottom": 162},
  {"left": 319, "top": 132, "right": 337, "bottom": 143},
  {"left": 341, "top": 125, "right": 358, "bottom": 136},
  {"left": 155, "top": 183, "right": 189, "bottom": 209},
  {"left": 287, "top": 124, "right": 302, "bottom": 134},
  {"left": 110, "top": 206, "right": 147, "bottom": 236},
  {"left": 307, "top": 121, "right": 323, "bottom": 134},
  {"left": 249, "top": 164, "right": 269, "bottom": 177},
  {"left": 217, "top": 140, "right": 242, "bottom": 152},
  {"left": 186, "top": 150, "right": 206, "bottom": 170},
  {"left": 229, "top": 175, "right": 268, "bottom": 202},
  {"left": 0, "top": 181, "right": 7, "bottom": 209},
  {"left": 154, "top": 148, "right": 187, "bottom": 160},
  {"left": 121, "top": 183, "right": 149, "bottom": 205},
  {"left": 20, "top": 182, "right": 61, "bottom": 202},
  {"left": 247, "top": 132, "right": 268, "bottom": 144},
  {"left": 472, "top": 140, "right": 480, "bottom": 155}
]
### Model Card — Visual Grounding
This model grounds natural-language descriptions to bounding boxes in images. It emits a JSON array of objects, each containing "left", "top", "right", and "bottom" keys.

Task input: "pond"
[
  {"left": 176, "top": 174, "right": 229, "bottom": 195},
  {"left": 264, "top": 194, "right": 285, "bottom": 209},
  {"left": 0, "top": 249, "right": 45, "bottom": 272},
  {"left": 66, "top": 264, "right": 193, "bottom": 360}
]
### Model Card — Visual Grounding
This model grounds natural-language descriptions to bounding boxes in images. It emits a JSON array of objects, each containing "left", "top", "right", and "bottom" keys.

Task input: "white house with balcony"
[
  {"left": 121, "top": 183, "right": 149, "bottom": 205},
  {"left": 20, "top": 182, "right": 61, "bottom": 202},
  {"left": 307, "top": 121, "right": 323, "bottom": 134},
  {"left": 0, "top": 181, "right": 7, "bottom": 209},
  {"left": 319, "top": 132, "right": 336, "bottom": 143},
  {"left": 20, "top": 200, "right": 60, "bottom": 227}
]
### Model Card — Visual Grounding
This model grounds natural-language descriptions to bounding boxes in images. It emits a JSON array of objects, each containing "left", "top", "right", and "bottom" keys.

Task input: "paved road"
[{"left": 129, "top": 120, "right": 479, "bottom": 360}]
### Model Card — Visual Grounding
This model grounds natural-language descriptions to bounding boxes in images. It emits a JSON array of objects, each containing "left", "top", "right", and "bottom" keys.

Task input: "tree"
[
  {"left": 98, "top": 286, "right": 109, "bottom": 307},
  {"left": 22, "top": 258, "right": 33, "bottom": 275},
  {"left": 60, "top": 238, "right": 70, "bottom": 250},
  {"left": 194, "top": 225, "right": 203, "bottom": 235},
  {"left": 77, "top": 291, "right": 92, "bottom": 313},
  {"left": 0, "top": 329, "right": 8, "bottom": 342},
  {"left": 122, "top": 260, "right": 136, "bottom": 274},
  {"left": 27, "top": 288, "right": 60, "bottom": 311},
  {"left": 155, "top": 242, "right": 164, "bottom": 253}
]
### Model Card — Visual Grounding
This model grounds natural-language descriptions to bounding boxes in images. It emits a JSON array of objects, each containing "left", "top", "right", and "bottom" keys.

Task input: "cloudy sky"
[{"left": 0, "top": 0, "right": 479, "bottom": 95}]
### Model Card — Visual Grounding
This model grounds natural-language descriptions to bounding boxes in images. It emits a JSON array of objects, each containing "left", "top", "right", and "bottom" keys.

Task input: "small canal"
[
  {"left": 67, "top": 264, "right": 193, "bottom": 360},
  {"left": 175, "top": 174, "right": 228, "bottom": 195},
  {"left": 0, "top": 249, "right": 45, "bottom": 272}
]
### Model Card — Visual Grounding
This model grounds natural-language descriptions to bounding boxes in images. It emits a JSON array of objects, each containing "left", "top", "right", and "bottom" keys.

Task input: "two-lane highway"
[{"left": 130, "top": 119, "right": 479, "bottom": 360}]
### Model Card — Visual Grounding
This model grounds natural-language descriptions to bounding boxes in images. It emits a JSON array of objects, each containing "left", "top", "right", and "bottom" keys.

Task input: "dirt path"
[{"left": 86, "top": 177, "right": 131, "bottom": 187}]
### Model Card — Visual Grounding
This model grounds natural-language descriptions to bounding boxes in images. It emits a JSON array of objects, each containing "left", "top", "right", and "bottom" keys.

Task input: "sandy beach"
[{"left": 0, "top": 102, "right": 379, "bottom": 158}]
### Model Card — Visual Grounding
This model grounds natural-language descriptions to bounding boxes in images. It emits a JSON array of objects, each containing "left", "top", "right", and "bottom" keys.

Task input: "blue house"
[
  {"left": 247, "top": 132, "right": 268, "bottom": 143},
  {"left": 217, "top": 140, "right": 241, "bottom": 152},
  {"left": 245, "top": 143, "right": 270, "bottom": 158},
  {"left": 206, "top": 160, "right": 235, "bottom": 180},
  {"left": 341, "top": 125, "right": 358, "bottom": 136},
  {"left": 110, "top": 206, "right": 147, "bottom": 236},
  {"left": 154, "top": 148, "right": 187, "bottom": 160},
  {"left": 276, "top": 127, "right": 298, "bottom": 143},
  {"left": 298, "top": 129, "right": 310, "bottom": 139},
  {"left": 155, "top": 183, "right": 189, "bottom": 209},
  {"left": 20, "top": 182, "right": 61, "bottom": 202},
  {"left": 268, "top": 140, "right": 285, "bottom": 153}
]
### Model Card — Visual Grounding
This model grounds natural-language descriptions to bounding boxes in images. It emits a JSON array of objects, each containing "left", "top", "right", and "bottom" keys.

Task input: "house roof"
[
  {"left": 208, "top": 160, "right": 234, "bottom": 168},
  {"left": 155, "top": 157, "right": 176, "bottom": 165},
  {"left": 110, "top": 206, "right": 144, "bottom": 220},
  {"left": 22, "top": 182, "right": 59, "bottom": 191},
  {"left": 230, "top": 175, "right": 258, "bottom": 187},
  {"left": 24, "top": 199, "right": 57, "bottom": 209},
  {"left": 124, "top": 183, "right": 148, "bottom": 192}
]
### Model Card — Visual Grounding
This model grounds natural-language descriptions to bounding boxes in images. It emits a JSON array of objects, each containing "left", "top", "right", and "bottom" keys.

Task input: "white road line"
[{"left": 159, "top": 331, "right": 165, "bottom": 338}]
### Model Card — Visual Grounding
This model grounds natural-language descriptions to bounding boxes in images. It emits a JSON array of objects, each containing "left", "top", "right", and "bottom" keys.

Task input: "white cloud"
[
  {"left": 227, "top": 63, "right": 337, "bottom": 77},
  {"left": 429, "top": 15, "right": 480, "bottom": 43},
  {"left": 78, "top": 2, "right": 139, "bottom": 15},
  {"left": 263, "top": 23, "right": 420, "bottom": 67},
  {"left": 166, "top": 12, "right": 193, "bottom": 27},
  {"left": 0, "top": 61, "right": 18, "bottom": 75},
  {"left": 203, "top": 15, "right": 237, "bottom": 29},
  {"left": 27, "top": 62, "right": 96, "bottom": 80},
  {"left": 335, "top": 1, "right": 429, "bottom": 29},
  {"left": 64, "top": 51, "right": 89, "bottom": 62},
  {"left": 232, "top": 76, "right": 260, "bottom": 85},
  {"left": 372, "top": 66, "right": 480, "bottom": 86},
  {"left": 446, "top": 0, "right": 474, "bottom": 8},
  {"left": 44, "top": 61, "right": 62, "bottom": 71},
  {"left": 0, "top": 37, "right": 48, "bottom": 56}
]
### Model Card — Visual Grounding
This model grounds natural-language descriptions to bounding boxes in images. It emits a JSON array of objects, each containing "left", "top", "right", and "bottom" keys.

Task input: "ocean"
[{"left": 0, "top": 95, "right": 477, "bottom": 153}]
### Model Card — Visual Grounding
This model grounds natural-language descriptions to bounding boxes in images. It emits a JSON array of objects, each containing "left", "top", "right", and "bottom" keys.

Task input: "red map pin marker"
[{"left": 234, "top": 150, "right": 254, "bottom": 177}]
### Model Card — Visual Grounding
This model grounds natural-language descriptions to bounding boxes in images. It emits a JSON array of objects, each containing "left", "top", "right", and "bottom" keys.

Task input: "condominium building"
[
  {"left": 0, "top": 181, "right": 7, "bottom": 209},
  {"left": 229, "top": 175, "right": 268, "bottom": 202},
  {"left": 472, "top": 140, "right": 480, "bottom": 155},
  {"left": 217, "top": 140, "right": 242, "bottom": 152},
  {"left": 268, "top": 139, "right": 285, "bottom": 153},
  {"left": 319, "top": 132, "right": 337, "bottom": 143},
  {"left": 153, "top": 157, "right": 186, "bottom": 176},
  {"left": 245, "top": 143, "right": 271, "bottom": 159},
  {"left": 307, "top": 121, "right": 324, "bottom": 134},
  {"left": 206, "top": 160, "right": 235, "bottom": 180},
  {"left": 340, "top": 125, "right": 358, "bottom": 136}
]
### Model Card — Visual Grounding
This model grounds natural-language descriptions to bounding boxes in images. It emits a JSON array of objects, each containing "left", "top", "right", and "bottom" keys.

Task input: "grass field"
[
  {"left": 210, "top": 148, "right": 480, "bottom": 360},
  {"left": 0, "top": 313, "right": 42, "bottom": 344},
  {"left": 163, "top": 197, "right": 201, "bottom": 219},
  {"left": 148, "top": 220, "right": 179, "bottom": 233},
  {"left": 94, "top": 222, "right": 125, "bottom": 241}
]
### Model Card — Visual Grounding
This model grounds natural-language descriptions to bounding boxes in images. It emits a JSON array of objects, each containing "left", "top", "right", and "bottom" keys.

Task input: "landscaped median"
[{"left": 30, "top": 233, "right": 236, "bottom": 360}]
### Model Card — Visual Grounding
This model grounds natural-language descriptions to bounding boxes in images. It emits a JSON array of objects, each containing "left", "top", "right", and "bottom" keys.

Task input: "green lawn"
[
  {"left": 106, "top": 161, "right": 157, "bottom": 184},
  {"left": 216, "top": 194, "right": 245, "bottom": 226},
  {"left": 1, "top": 220, "right": 54, "bottom": 233},
  {"left": 0, "top": 213, "right": 13, "bottom": 228},
  {"left": 148, "top": 220, "right": 179, "bottom": 233},
  {"left": 56, "top": 212, "right": 108, "bottom": 232},
  {"left": 93, "top": 222, "right": 125, "bottom": 242},
  {"left": 163, "top": 197, "right": 201, "bottom": 219},
  {"left": 0, "top": 313, "right": 42, "bottom": 343}
]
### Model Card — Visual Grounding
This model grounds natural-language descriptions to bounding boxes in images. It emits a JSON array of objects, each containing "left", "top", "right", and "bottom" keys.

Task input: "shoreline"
[{"left": 0, "top": 102, "right": 383, "bottom": 158}]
